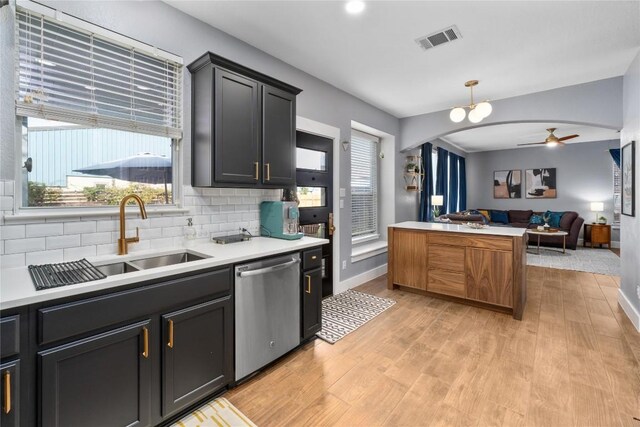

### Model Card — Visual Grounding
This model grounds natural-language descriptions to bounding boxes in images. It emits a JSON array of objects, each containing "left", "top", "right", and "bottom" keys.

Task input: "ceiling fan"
[{"left": 517, "top": 128, "right": 579, "bottom": 148}]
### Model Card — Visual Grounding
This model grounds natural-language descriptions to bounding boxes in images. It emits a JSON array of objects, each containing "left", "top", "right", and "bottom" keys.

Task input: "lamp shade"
[
  {"left": 468, "top": 108, "right": 483, "bottom": 123},
  {"left": 590, "top": 202, "right": 604, "bottom": 212},
  {"left": 475, "top": 101, "right": 492, "bottom": 118},
  {"left": 449, "top": 107, "right": 466, "bottom": 123},
  {"left": 431, "top": 195, "right": 444, "bottom": 206}
]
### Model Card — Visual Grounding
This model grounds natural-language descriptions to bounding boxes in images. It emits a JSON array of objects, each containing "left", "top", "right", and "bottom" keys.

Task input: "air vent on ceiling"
[{"left": 416, "top": 25, "right": 462, "bottom": 51}]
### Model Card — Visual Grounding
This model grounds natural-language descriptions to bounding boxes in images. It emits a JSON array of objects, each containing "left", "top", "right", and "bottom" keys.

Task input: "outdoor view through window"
[{"left": 22, "top": 117, "right": 173, "bottom": 208}]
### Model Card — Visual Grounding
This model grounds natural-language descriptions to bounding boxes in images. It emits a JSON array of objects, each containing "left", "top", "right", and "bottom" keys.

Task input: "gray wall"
[
  {"left": 621, "top": 51, "right": 640, "bottom": 320},
  {"left": 400, "top": 77, "right": 624, "bottom": 151},
  {"left": 0, "top": 0, "right": 406, "bottom": 281},
  {"left": 467, "top": 140, "right": 620, "bottom": 241}
]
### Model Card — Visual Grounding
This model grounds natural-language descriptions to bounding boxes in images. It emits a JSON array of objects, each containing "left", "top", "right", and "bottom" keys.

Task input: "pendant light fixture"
[{"left": 450, "top": 80, "right": 492, "bottom": 123}]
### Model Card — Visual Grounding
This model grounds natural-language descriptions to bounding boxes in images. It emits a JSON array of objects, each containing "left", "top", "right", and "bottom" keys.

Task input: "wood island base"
[{"left": 387, "top": 222, "right": 527, "bottom": 320}]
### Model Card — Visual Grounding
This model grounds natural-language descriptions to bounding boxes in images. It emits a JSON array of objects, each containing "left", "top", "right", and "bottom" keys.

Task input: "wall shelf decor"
[
  {"left": 622, "top": 140, "right": 635, "bottom": 216},
  {"left": 403, "top": 155, "right": 424, "bottom": 191}
]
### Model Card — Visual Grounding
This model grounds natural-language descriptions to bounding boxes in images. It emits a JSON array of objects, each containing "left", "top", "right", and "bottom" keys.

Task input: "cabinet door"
[
  {"left": 162, "top": 297, "right": 233, "bottom": 417},
  {"left": 392, "top": 229, "right": 428, "bottom": 290},
  {"left": 465, "top": 248, "right": 513, "bottom": 307},
  {"left": 214, "top": 69, "right": 260, "bottom": 184},
  {"left": 262, "top": 84, "right": 296, "bottom": 186},
  {"left": 39, "top": 321, "right": 152, "bottom": 427},
  {"left": 301, "top": 267, "right": 323, "bottom": 340},
  {"left": 0, "top": 360, "right": 19, "bottom": 427}
]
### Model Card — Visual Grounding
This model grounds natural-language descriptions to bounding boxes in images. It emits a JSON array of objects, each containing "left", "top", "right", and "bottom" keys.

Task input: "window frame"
[
  {"left": 12, "top": 2, "right": 184, "bottom": 214},
  {"left": 350, "top": 129, "right": 380, "bottom": 244}
]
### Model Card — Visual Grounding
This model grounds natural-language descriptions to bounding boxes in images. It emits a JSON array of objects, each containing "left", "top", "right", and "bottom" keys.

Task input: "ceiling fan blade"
[
  {"left": 517, "top": 142, "right": 548, "bottom": 146},
  {"left": 558, "top": 134, "right": 579, "bottom": 142}
]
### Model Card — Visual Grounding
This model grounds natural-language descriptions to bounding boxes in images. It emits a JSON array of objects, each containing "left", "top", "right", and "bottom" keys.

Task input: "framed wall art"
[
  {"left": 493, "top": 170, "right": 521, "bottom": 199},
  {"left": 622, "top": 141, "right": 635, "bottom": 217},
  {"left": 525, "top": 168, "right": 557, "bottom": 199}
]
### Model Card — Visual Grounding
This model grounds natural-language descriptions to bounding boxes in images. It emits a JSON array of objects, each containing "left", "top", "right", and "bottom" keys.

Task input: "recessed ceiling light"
[{"left": 345, "top": 1, "right": 365, "bottom": 15}]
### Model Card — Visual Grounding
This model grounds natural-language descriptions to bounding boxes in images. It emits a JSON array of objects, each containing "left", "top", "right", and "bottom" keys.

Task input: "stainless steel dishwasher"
[{"left": 235, "top": 253, "right": 301, "bottom": 381}]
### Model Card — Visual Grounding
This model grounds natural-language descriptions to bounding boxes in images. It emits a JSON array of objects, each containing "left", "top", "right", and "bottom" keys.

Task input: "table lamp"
[
  {"left": 431, "top": 195, "right": 444, "bottom": 219},
  {"left": 590, "top": 202, "right": 604, "bottom": 223}
]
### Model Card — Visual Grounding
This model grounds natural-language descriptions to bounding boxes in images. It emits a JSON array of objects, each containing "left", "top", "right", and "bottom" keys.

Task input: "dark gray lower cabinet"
[
  {"left": 162, "top": 296, "right": 233, "bottom": 417},
  {"left": 39, "top": 320, "right": 152, "bottom": 427},
  {"left": 0, "top": 360, "right": 19, "bottom": 427},
  {"left": 301, "top": 267, "right": 322, "bottom": 340}
]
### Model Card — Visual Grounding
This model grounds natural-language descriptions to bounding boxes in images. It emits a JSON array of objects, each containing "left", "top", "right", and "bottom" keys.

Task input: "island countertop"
[{"left": 388, "top": 221, "right": 526, "bottom": 237}]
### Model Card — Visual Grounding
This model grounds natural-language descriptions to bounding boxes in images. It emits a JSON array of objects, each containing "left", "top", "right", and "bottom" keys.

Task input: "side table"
[{"left": 583, "top": 223, "right": 611, "bottom": 248}]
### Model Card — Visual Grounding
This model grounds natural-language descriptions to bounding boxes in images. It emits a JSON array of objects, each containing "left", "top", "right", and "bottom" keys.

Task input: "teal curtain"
[
  {"left": 609, "top": 148, "right": 621, "bottom": 167},
  {"left": 459, "top": 156, "right": 467, "bottom": 211},
  {"left": 418, "top": 143, "right": 433, "bottom": 221},
  {"left": 448, "top": 153, "right": 459, "bottom": 213},
  {"left": 435, "top": 147, "right": 448, "bottom": 214}
]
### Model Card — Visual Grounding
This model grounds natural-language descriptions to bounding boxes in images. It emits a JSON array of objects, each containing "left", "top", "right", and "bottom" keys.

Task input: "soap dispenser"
[{"left": 184, "top": 217, "right": 197, "bottom": 247}]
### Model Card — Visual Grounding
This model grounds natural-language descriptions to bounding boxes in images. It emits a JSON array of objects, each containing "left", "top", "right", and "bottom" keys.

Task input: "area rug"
[
  {"left": 526, "top": 246, "right": 620, "bottom": 276},
  {"left": 316, "top": 289, "right": 396, "bottom": 344},
  {"left": 172, "top": 397, "right": 256, "bottom": 427}
]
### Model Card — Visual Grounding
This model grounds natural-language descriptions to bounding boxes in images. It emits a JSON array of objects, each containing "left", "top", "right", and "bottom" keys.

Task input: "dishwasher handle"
[{"left": 237, "top": 258, "right": 300, "bottom": 277}]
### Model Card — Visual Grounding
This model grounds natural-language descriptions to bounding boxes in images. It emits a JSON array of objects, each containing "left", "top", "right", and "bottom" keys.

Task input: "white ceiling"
[
  {"left": 441, "top": 123, "right": 620, "bottom": 152},
  {"left": 165, "top": 0, "right": 640, "bottom": 118}
]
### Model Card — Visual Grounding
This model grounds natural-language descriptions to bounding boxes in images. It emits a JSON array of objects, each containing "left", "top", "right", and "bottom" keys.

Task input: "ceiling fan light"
[
  {"left": 468, "top": 108, "right": 483, "bottom": 123},
  {"left": 546, "top": 141, "right": 559, "bottom": 148},
  {"left": 475, "top": 101, "right": 492, "bottom": 118},
  {"left": 450, "top": 107, "right": 466, "bottom": 123}
]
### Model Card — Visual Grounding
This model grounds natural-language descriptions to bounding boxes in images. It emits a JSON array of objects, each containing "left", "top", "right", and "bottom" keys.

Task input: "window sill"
[
  {"left": 3, "top": 206, "right": 189, "bottom": 223},
  {"left": 352, "top": 233, "right": 380, "bottom": 246},
  {"left": 351, "top": 240, "right": 388, "bottom": 263}
]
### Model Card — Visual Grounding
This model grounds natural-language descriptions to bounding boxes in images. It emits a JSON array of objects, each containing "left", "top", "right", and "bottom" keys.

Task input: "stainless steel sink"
[
  {"left": 128, "top": 252, "right": 208, "bottom": 270},
  {"left": 95, "top": 262, "right": 140, "bottom": 276}
]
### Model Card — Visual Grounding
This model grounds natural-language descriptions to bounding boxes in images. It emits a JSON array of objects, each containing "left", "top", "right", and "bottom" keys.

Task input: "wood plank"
[
  {"left": 466, "top": 248, "right": 513, "bottom": 307},
  {"left": 428, "top": 244, "right": 465, "bottom": 272},
  {"left": 428, "top": 269, "right": 466, "bottom": 298}
]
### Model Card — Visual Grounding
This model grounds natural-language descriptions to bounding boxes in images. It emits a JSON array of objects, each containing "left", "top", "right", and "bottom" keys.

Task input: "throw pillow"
[
  {"left": 477, "top": 209, "right": 491, "bottom": 222},
  {"left": 530, "top": 214, "right": 544, "bottom": 225},
  {"left": 544, "top": 210, "right": 563, "bottom": 228},
  {"left": 490, "top": 210, "right": 509, "bottom": 224}
]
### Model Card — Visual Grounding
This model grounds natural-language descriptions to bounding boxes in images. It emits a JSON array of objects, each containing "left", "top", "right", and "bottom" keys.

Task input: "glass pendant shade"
[
  {"left": 449, "top": 107, "right": 466, "bottom": 123},
  {"left": 468, "top": 108, "right": 483, "bottom": 123},
  {"left": 475, "top": 101, "right": 492, "bottom": 118}
]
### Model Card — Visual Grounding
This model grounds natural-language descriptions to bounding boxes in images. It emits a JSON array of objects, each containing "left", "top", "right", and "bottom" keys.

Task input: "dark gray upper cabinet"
[
  {"left": 188, "top": 52, "right": 302, "bottom": 188},
  {"left": 262, "top": 85, "right": 296, "bottom": 187},
  {"left": 39, "top": 320, "right": 152, "bottom": 427},
  {"left": 161, "top": 297, "right": 233, "bottom": 418}
]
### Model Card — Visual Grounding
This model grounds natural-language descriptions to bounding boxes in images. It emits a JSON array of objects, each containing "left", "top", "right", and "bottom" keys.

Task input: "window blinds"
[
  {"left": 351, "top": 131, "right": 379, "bottom": 238},
  {"left": 16, "top": 6, "right": 183, "bottom": 139}
]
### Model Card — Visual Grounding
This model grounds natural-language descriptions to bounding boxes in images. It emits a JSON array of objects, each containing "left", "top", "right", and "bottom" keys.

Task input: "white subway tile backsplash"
[
  {"left": 140, "top": 228, "right": 163, "bottom": 239},
  {"left": 96, "top": 220, "right": 119, "bottom": 232},
  {"left": 64, "top": 246, "right": 97, "bottom": 260},
  {"left": 64, "top": 221, "right": 97, "bottom": 235},
  {"left": 1, "top": 225, "right": 26, "bottom": 240},
  {"left": 4, "top": 182, "right": 14, "bottom": 197},
  {"left": 1, "top": 253, "right": 26, "bottom": 268},
  {"left": 81, "top": 232, "right": 112, "bottom": 246},
  {"left": 0, "top": 196, "right": 14, "bottom": 211},
  {"left": 26, "top": 223, "right": 64, "bottom": 238},
  {"left": 162, "top": 226, "right": 184, "bottom": 237},
  {"left": 220, "top": 188, "right": 235, "bottom": 196},
  {"left": 46, "top": 234, "right": 81, "bottom": 250},
  {"left": 26, "top": 250, "right": 63, "bottom": 265},
  {"left": 149, "top": 217, "right": 174, "bottom": 228},
  {"left": 96, "top": 243, "right": 118, "bottom": 256},
  {"left": 5, "top": 238, "right": 46, "bottom": 254}
]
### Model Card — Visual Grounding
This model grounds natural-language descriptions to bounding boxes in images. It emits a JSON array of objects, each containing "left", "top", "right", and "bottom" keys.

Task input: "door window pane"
[
  {"left": 300, "top": 223, "right": 326, "bottom": 238},
  {"left": 296, "top": 148, "right": 326, "bottom": 171},
  {"left": 297, "top": 187, "right": 326, "bottom": 207}
]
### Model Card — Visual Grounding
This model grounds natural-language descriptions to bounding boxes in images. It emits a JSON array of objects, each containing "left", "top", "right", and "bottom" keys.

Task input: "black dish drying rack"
[{"left": 28, "top": 258, "right": 106, "bottom": 291}]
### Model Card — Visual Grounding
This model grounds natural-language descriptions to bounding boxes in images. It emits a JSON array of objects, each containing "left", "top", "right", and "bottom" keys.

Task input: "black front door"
[{"left": 296, "top": 131, "right": 334, "bottom": 298}]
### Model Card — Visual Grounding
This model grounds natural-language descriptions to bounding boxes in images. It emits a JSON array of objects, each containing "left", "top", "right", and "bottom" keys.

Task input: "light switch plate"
[
  {"left": 339, "top": 188, "right": 346, "bottom": 197},
  {"left": 339, "top": 199, "right": 344, "bottom": 209}
]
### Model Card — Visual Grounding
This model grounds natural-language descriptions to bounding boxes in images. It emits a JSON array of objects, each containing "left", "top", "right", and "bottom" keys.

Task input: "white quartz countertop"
[
  {"left": 389, "top": 221, "right": 526, "bottom": 237},
  {"left": 0, "top": 236, "right": 328, "bottom": 311}
]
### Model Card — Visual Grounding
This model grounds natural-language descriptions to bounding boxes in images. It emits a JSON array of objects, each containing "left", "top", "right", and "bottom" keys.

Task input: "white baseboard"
[
  {"left": 618, "top": 289, "right": 640, "bottom": 332},
  {"left": 336, "top": 263, "right": 387, "bottom": 294}
]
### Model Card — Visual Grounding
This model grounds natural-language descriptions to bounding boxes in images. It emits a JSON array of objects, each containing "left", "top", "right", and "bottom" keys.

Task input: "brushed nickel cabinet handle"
[
  {"left": 311, "top": 255, "right": 317, "bottom": 260},
  {"left": 3, "top": 371, "right": 10, "bottom": 414},
  {"left": 254, "top": 162, "right": 259, "bottom": 181},
  {"left": 265, "top": 163, "right": 271, "bottom": 181},
  {"left": 142, "top": 327, "right": 149, "bottom": 358},
  {"left": 168, "top": 319, "right": 174, "bottom": 349},
  {"left": 305, "top": 275, "right": 311, "bottom": 294}
]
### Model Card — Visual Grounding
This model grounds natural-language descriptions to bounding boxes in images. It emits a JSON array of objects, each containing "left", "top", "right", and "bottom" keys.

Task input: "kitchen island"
[{"left": 388, "top": 221, "right": 527, "bottom": 319}]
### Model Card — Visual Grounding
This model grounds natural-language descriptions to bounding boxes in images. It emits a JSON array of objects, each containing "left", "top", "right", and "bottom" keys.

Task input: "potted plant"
[
  {"left": 597, "top": 215, "right": 607, "bottom": 224},
  {"left": 406, "top": 163, "right": 419, "bottom": 174}
]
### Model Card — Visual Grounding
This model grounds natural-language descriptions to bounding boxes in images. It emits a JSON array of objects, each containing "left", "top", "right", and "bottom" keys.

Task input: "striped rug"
[
  {"left": 172, "top": 397, "right": 256, "bottom": 427},
  {"left": 316, "top": 289, "right": 395, "bottom": 344}
]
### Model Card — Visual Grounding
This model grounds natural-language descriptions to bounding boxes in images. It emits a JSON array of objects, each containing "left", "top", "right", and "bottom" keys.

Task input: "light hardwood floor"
[{"left": 226, "top": 267, "right": 640, "bottom": 426}]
